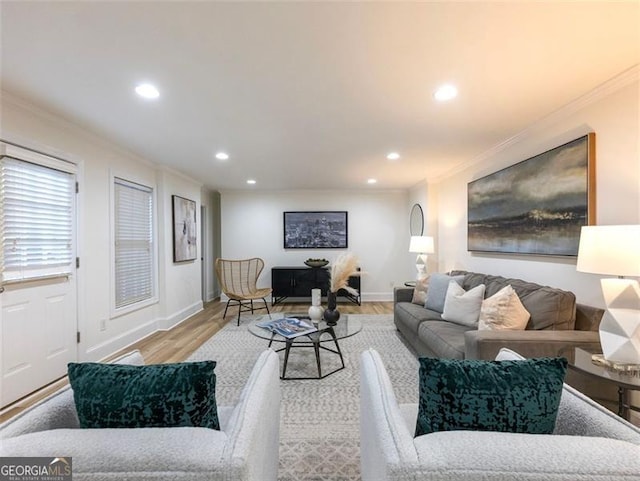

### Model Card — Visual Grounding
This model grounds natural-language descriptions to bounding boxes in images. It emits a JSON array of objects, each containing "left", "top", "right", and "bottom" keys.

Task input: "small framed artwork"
[
  {"left": 467, "top": 133, "right": 595, "bottom": 257},
  {"left": 284, "top": 211, "right": 348, "bottom": 249},
  {"left": 172, "top": 195, "right": 197, "bottom": 262}
]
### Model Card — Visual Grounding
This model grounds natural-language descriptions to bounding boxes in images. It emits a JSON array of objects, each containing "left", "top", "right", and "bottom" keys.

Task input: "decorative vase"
[
  {"left": 323, "top": 291, "right": 340, "bottom": 326},
  {"left": 308, "top": 288, "right": 323, "bottom": 325}
]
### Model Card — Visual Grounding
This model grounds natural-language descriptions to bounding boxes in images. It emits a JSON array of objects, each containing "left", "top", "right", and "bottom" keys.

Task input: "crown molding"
[
  {"left": 430, "top": 64, "right": 640, "bottom": 184},
  {"left": 158, "top": 164, "right": 203, "bottom": 187},
  {"left": 2, "top": 90, "right": 204, "bottom": 186}
]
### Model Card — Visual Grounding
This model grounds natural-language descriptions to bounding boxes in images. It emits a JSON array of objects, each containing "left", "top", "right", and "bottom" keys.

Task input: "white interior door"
[
  {"left": 1, "top": 276, "right": 77, "bottom": 406},
  {"left": 0, "top": 144, "right": 78, "bottom": 407}
]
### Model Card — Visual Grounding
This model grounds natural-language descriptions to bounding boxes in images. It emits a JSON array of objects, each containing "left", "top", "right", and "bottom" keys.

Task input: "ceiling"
[{"left": 1, "top": 1, "right": 638, "bottom": 191}]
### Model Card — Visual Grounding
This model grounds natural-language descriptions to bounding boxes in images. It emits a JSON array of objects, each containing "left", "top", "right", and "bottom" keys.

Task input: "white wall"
[
  {"left": 220, "top": 190, "right": 412, "bottom": 300},
  {"left": 434, "top": 75, "right": 640, "bottom": 307},
  {"left": 156, "top": 169, "right": 204, "bottom": 329},
  {"left": 1, "top": 94, "right": 204, "bottom": 361},
  {"left": 201, "top": 188, "right": 221, "bottom": 301},
  {"left": 409, "top": 181, "right": 439, "bottom": 274}
]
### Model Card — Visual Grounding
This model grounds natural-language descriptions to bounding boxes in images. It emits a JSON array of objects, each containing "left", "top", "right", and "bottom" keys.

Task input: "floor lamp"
[
  {"left": 576, "top": 225, "right": 640, "bottom": 364},
  {"left": 409, "top": 235, "right": 434, "bottom": 280}
]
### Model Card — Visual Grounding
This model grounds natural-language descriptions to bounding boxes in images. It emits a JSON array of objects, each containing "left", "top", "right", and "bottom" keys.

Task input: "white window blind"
[
  {"left": 114, "top": 177, "right": 154, "bottom": 309},
  {"left": 1, "top": 156, "right": 75, "bottom": 283}
]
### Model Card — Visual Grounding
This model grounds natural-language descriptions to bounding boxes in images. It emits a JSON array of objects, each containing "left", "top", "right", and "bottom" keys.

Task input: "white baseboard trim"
[
  {"left": 84, "top": 300, "right": 203, "bottom": 362},
  {"left": 84, "top": 319, "right": 159, "bottom": 362},
  {"left": 360, "top": 292, "right": 394, "bottom": 302},
  {"left": 161, "top": 301, "right": 203, "bottom": 331}
]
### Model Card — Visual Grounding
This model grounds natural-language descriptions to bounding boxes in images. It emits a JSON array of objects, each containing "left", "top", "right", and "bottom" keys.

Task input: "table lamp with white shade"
[
  {"left": 576, "top": 225, "right": 640, "bottom": 364},
  {"left": 409, "top": 235, "right": 434, "bottom": 280}
]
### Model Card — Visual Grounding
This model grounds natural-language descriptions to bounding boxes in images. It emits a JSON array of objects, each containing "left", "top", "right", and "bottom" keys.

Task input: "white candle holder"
[{"left": 308, "top": 288, "right": 323, "bottom": 324}]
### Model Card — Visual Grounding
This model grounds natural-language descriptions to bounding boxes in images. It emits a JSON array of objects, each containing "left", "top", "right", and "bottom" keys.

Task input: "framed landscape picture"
[
  {"left": 172, "top": 195, "right": 197, "bottom": 262},
  {"left": 283, "top": 211, "right": 348, "bottom": 249},
  {"left": 467, "top": 133, "right": 595, "bottom": 256}
]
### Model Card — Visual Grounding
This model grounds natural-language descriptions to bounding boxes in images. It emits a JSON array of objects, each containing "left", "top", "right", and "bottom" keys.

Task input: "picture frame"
[
  {"left": 283, "top": 211, "right": 348, "bottom": 249},
  {"left": 467, "top": 133, "right": 595, "bottom": 257},
  {"left": 172, "top": 195, "right": 197, "bottom": 262}
]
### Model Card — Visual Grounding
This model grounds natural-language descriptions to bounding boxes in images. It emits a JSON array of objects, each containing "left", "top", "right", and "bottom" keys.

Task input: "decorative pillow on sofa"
[
  {"left": 68, "top": 360, "right": 219, "bottom": 430},
  {"left": 411, "top": 275, "right": 430, "bottom": 305},
  {"left": 415, "top": 357, "right": 567, "bottom": 437},
  {"left": 478, "top": 284, "right": 531, "bottom": 331},
  {"left": 425, "top": 273, "right": 464, "bottom": 312},
  {"left": 441, "top": 281, "right": 485, "bottom": 327}
]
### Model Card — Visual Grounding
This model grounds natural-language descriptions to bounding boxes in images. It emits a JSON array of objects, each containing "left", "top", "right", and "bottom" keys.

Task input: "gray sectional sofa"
[{"left": 394, "top": 270, "right": 604, "bottom": 360}]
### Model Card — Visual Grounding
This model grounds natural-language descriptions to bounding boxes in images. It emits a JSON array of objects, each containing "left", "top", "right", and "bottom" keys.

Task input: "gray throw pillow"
[
  {"left": 425, "top": 273, "right": 464, "bottom": 313},
  {"left": 441, "top": 282, "right": 486, "bottom": 327}
]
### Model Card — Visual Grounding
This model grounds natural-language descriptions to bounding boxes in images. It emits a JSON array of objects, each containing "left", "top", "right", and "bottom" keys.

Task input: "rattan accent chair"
[{"left": 215, "top": 257, "right": 272, "bottom": 325}]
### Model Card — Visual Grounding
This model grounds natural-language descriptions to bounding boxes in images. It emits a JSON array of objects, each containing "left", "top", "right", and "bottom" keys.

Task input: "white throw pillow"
[
  {"left": 478, "top": 285, "right": 530, "bottom": 331},
  {"left": 441, "top": 281, "right": 486, "bottom": 327}
]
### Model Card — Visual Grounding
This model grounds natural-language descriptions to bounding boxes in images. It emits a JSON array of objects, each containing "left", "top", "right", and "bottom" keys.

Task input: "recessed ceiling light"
[
  {"left": 434, "top": 84, "right": 457, "bottom": 102},
  {"left": 386, "top": 152, "right": 400, "bottom": 160},
  {"left": 135, "top": 83, "right": 160, "bottom": 99},
  {"left": 246, "top": 179, "right": 256, "bottom": 185},
  {"left": 367, "top": 178, "right": 377, "bottom": 184},
  {"left": 215, "top": 152, "right": 229, "bottom": 160}
]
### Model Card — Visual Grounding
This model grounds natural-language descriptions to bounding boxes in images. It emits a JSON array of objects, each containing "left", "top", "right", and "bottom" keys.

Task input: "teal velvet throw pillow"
[
  {"left": 68, "top": 360, "right": 219, "bottom": 430},
  {"left": 415, "top": 357, "right": 567, "bottom": 437}
]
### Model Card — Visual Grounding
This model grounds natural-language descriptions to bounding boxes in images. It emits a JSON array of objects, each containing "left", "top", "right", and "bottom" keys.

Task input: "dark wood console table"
[{"left": 271, "top": 266, "right": 361, "bottom": 306}]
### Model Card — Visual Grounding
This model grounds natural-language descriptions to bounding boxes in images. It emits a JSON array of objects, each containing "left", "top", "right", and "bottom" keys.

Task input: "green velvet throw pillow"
[
  {"left": 415, "top": 357, "right": 567, "bottom": 437},
  {"left": 68, "top": 360, "right": 219, "bottom": 430}
]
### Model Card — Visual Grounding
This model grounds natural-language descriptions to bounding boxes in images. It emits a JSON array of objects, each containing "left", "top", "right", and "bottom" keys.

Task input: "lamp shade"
[
  {"left": 576, "top": 225, "right": 640, "bottom": 277},
  {"left": 409, "top": 236, "right": 434, "bottom": 254}
]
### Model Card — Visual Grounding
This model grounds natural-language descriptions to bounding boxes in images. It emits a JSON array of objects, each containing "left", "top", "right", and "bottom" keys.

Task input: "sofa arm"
[
  {"left": 360, "top": 349, "right": 418, "bottom": 481},
  {"left": 464, "top": 330, "right": 601, "bottom": 360},
  {"left": 394, "top": 287, "right": 414, "bottom": 304},
  {"left": 224, "top": 349, "right": 281, "bottom": 481},
  {"left": 0, "top": 387, "right": 80, "bottom": 440}
]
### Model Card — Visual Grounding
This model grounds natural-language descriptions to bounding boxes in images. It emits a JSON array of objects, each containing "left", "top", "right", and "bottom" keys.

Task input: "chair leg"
[
  {"left": 237, "top": 303, "right": 242, "bottom": 326},
  {"left": 250, "top": 299, "right": 254, "bottom": 313},
  {"left": 263, "top": 298, "right": 271, "bottom": 318},
  {"left": 223, "top": 299, "right": 231, "bottom": 319}
]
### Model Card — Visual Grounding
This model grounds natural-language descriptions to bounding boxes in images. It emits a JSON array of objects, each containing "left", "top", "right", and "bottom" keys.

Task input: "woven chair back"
[{"left": 215, "top": 258, "right": 265, "bottom": 298}]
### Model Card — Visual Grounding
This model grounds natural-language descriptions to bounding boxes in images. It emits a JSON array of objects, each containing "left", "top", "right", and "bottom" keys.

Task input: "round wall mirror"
[{"left": 409, "top": 203, "right": 424, "bottom": 236}]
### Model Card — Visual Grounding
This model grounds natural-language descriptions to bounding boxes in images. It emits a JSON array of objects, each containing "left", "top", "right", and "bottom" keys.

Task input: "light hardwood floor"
[{"left": 0, "top": 299, "right": 393, "bottom": 423}]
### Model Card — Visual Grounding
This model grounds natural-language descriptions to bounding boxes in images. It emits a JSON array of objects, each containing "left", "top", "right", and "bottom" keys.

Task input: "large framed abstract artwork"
[
  {"left": 283, "top": 211, "right": 348, "bottom": 249},
  {"left": 467, "top": 133, "right": 595, "bottom": 257},
  {"left": 172, "top": 195, "right": 197, "bottom": 262}
]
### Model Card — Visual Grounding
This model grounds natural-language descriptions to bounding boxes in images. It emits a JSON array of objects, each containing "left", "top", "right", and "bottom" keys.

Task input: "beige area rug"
[{"left": 188, "top": 314, "right": 419, "bottom": 481}]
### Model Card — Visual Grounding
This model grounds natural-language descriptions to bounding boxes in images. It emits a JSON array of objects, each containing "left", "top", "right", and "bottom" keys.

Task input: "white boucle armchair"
[
  {"left": 360, "top": 348, "right": 640, "bottom": 481},
  {"left": 1, "top": 349, "right": 281, "bottom": 481}
]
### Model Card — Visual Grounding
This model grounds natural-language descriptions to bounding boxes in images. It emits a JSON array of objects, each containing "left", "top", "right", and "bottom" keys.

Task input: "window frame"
[
  {"left": 109, "top": 172, "right": 158, "bottom": 318},
  {"left": 0, "top": 143, "right": 77, "bottom": 285}
]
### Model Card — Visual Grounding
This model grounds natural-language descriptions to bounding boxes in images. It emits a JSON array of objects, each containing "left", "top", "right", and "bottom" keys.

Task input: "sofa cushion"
[
  {"left": 411, "top": 431, "right": 640, "bottom": 479},
  {"left": 478, "top": 285, "right": 530, "bottom": 331},
  {"left": 0, "top": 427, "right": 228, "bottom": 475},
  {"left": 68, "top": 361, "right": 219, "bottom": 430},
  {"left": 451, "top": 271, "right": 576, "bottom": 330},
  {"left": 417, "top": 321, "right": 472, "bottom": 359},
  {"left": 441, "top": 282, "right": 485, "bottom": 327},
  {"left": 425, "top": 273, "right": 464, "bottom": 313},
  {"left": 415, "top": 357, "right": 567, "bottom": 437},
  {"left": 395, "top": 302, "right": 443, "bottom": 335}
]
